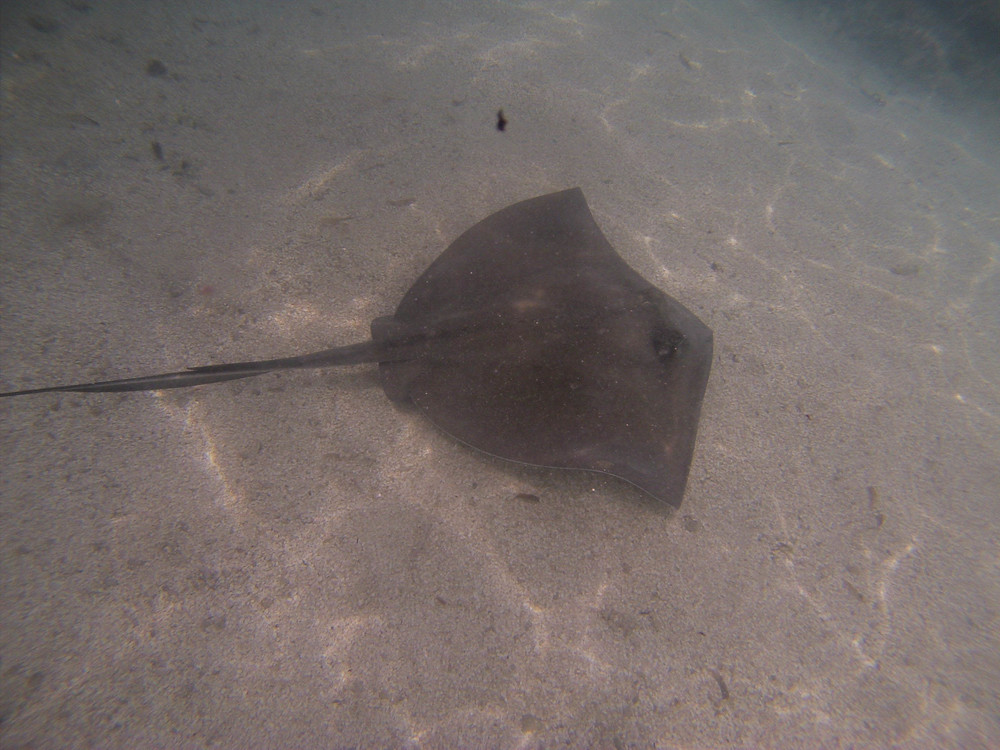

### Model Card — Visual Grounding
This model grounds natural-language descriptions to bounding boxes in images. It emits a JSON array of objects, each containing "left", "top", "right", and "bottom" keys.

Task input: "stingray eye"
[{"left": 652, "top": 328, "right": 685, "bottom": 362}]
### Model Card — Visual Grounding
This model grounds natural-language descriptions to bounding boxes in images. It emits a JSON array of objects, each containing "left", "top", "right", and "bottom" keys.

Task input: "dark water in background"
[{"left": 773, "top": 0, "right": 1000, "bottom": 110}]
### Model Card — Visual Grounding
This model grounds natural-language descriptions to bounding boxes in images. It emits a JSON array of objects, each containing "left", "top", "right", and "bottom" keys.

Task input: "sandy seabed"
[{"left": 2, "top": 1, "right": 998, "bottom": 747}]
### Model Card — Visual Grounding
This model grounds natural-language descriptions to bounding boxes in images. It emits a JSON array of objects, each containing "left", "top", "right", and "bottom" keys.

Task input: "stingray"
[{"left": 1, "top": 188, "right": 713, "bottom": 506}]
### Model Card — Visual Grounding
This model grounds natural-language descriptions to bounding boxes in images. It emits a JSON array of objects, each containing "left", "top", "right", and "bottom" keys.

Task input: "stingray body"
[{"left": 2, "top": 189, "right": 713, "bottom": 506}]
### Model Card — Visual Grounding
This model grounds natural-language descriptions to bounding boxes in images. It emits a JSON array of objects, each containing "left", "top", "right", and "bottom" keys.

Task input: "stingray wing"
[{"left": 373, "top": 188, "right": 712, "bottom": 507}]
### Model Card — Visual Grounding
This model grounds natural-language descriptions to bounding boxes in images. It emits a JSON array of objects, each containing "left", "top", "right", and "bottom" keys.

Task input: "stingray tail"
[{"left": 0, "top": 341, "right": 382, "bottom": 398}]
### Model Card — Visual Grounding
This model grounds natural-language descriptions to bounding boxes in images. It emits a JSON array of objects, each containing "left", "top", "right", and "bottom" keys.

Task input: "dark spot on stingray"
[
  {"left": 27, "top": 15, "right": 60, "bottom": 33},
  {"left": 513, "top": 492, "right": 540, "bottom": 503},
  {"left": 652, "top": 327, "right": 685, "bottom": 363},
  {"left": 146, "top": 59, "right": 168, "bottom": 77},
  {"left": 1, "top": 189, "right": 713, "bottom": 507},
  {"left": 151, "top": 141, "right": 165, "bottom": 161},
  {"left": 496, "top": 109, "right": 507, "bottom": 132}
]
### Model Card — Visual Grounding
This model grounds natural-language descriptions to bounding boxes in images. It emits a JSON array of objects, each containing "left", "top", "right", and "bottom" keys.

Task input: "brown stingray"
[{"left": 1, "top": 189, "right": 713, "bottom": 506}]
